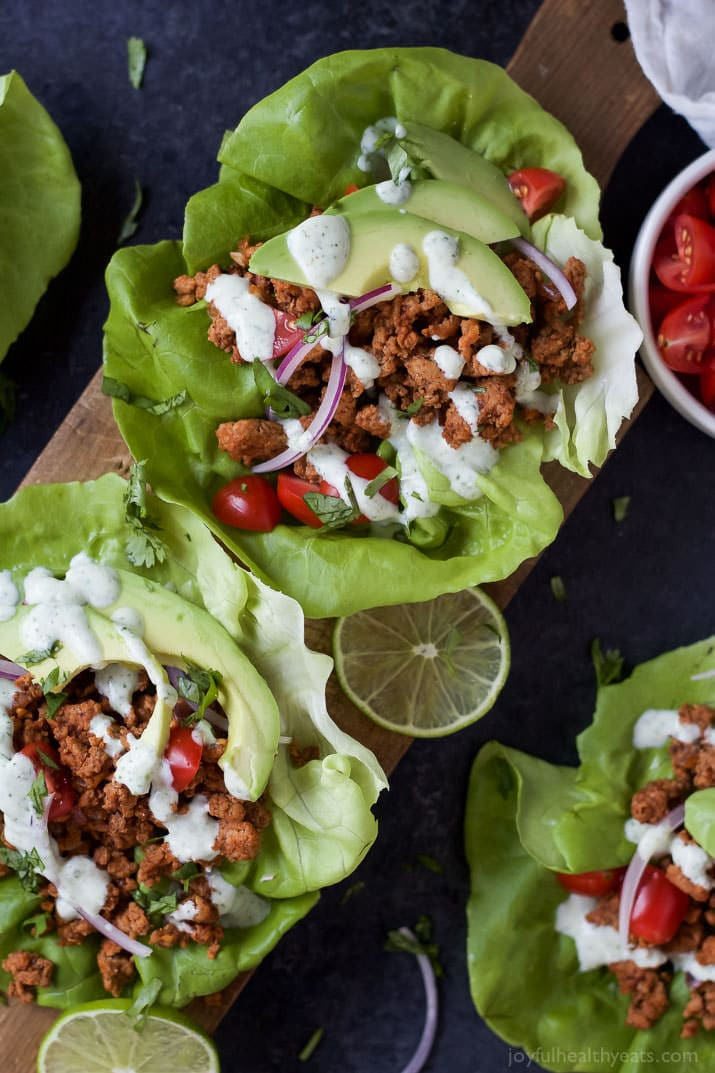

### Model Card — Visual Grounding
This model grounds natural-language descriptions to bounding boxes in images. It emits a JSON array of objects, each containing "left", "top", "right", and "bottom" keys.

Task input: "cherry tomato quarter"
[
  {"left": 629, "top": 865, "right": 690, "bottom": 945},
  {"left": 556, "top": 868, "right": 626, "bottom": 897},
  {"left": 657, "top": 294, "right": 712, "bottom": 374},
  {"left": 673, "top": 213, "right": 715, "bottom": 290},
  {"left": 19, "top": 742, "right": 75, "bottom": 821},
  {"left": 212, "top": 476, "right": 281, "bottom": 532},
  {"left": 508, "top": 168, "right": 565, "bottom": 221},
  {"left": 276, "top": 473, "right": 324, "bottom": 527},
  {"left": 666, "top": 184, "right": 710, "bottom": 226},
  {"left": 165, "top": 724, "right": 203, "bottom": 793},
  {"left": 272, "top": 311, "right": 304, "bottom": 359}
]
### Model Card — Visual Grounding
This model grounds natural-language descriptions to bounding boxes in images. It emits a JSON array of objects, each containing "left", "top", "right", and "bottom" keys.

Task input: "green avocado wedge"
[
  {"left": 393, "top": 120, "right": 530, "bottom": 234},
  {"left": 465, "top": 636, "right": 715, "bottom": 1072},
  {"left": 0, "top": 71, "right": 80, "bottom": 363},
  {"left": 249, "top": 210, "right": 532, "bottom": 324},
  {"left": 0, "top": 474, "right": 387, "bottom": 1008},
  {"left": 325, "top": 179, "right": 521, "bottom": 244}
]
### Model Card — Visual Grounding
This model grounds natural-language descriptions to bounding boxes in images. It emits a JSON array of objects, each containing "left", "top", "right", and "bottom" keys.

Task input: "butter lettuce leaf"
[
  {"left": 0, "top": 71, "right": 81, "bottom": 362},
  {"left": 465, "top": 636, "right": 715, "bottom": 1070},
  {"left": 0, "top": 474, "right": 385, "bottom": 1006}
]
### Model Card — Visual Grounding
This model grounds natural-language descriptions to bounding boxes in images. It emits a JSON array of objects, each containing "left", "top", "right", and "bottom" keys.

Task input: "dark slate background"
[{"left": 1, "top": 2, "right": 714, "bottom": 1071}]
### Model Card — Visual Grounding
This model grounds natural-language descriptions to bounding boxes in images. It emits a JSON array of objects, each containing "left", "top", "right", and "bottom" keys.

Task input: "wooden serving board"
[{"left": 1, "top": 1, "right": 660, "bottom": 1067}]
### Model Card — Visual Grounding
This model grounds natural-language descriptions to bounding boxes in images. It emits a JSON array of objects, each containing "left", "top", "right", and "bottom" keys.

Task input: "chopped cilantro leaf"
[
  {"left": 416, "top": 853, "right": 443, "bottom": 874},
  {"left": 303, "top": 319, "right": 329, "bottom": 344},
  {"left": 176, "top": 660, "right": 222, "bottom": 723},
  {"left": 364, "top": 466, "right": 398, "bottom": 499},
  {"left": 127, "top": 37, "right": 147, "bottom": 90},
  {"left": 40, "top": 667, "right": 60, "bottom": 693},
  {"left": 339, "top": 880, "right": 366, "bottom": 906},
  {"left": 36, "top": 748, "right": 58, "bottom": 770},
  {"left": 549, "top": 575, "right": 567, "bottom": 602},
  {"left": 252, "top": 359, "right": 311, "bottom": 419},
  {"left": 591, "top": 638, "right": 625, "bottom": 687},
  {"left": 21, "top": 912, "right": 51, "bottom": 937},
  {"left": 171, "top": 862, "right": 200, "bottom": 892},
  {"left": 405, "top": 399, "right": 424, "bottom": 416},
  {"left": 122, "top": 460, "right": 167, "bottom": 568},
  {"left": 44, "top": 692, "right": 68, "bottom": 718},
  {"left": 612, "top": 495, "right": 631, "bottom": 523},
  {"left": 28, "top": 771, "right": 48, "bottom": 817},
  {"left": 385, "top": 915, "right": 444, "bottom": 977},
  {"left": 124, "top": 978, "right": 162, "bottom": 1033},
  {"left": 0, "top": 847, "right": 45, "bottom": 892},
  {"left": 132, "top": 881, "right": 178, "bottom": 922},
  {"left": 102, "top": 377, "right": 188, "bottom": 416},
  {"left": 303, "top": 486, "right": 361, "bottom": 530},
  {"left": 20, "top": 641, "right": 62, "bottom": 666},
  {"left": 298, "top": 1027, "right": 324, "bottom": 1062},
  {"left": 118, "top": 179, "right": 143, "bottom": 244}
]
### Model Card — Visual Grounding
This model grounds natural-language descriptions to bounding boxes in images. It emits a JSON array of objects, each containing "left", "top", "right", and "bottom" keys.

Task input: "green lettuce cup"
[
  {"left": 103, "top": 47, "right": 639, "bottom": 618},
  {"left": 0, "top": 474, "right": 386, "bottom": 1008},
  {"left": 0, "top": 71, "right": 80, "bottom": 363},
  {"left": 465, "top": 637, "right": 715, "bottom": 1073}
]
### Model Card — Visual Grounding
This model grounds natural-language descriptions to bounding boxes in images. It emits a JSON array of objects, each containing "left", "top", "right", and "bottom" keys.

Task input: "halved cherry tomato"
[
  {"left": 344, "top": 184, "right": 360, "bottom": 195},
  {"left": 165, "top": 725, "right": 203, "bottom": 793},
  {"left": 652, "top": 234, "right": 692, "bottom": 293},
  {"left": 318, "top": 453, "right": 400, "bottom": 523},
  {"left": 705, "top": 176, "right": 715, "bottom": 220},
  {"left": 276, "top": 473, "right": 323, "bottom": 528},
  {"left": 629, "top": 864, "right": 690, "bottom": 944},
  {"left": 657, "top": 294, "right": 712, "bottom": 374},
  {"left": 673, "top": 213, "right": 715, "bottom": 291},
  {"left": 666, "top": 184, "right": 710, "bottom": 226},
  {"left": 648, "top": 283, "right": 686, "bottom": 331},
  {"left": 701, "top": 366, "right": 715, "bottom": 411},
  {"left": 556, "top": 868, "right": 626, "bottom": 897},
  {"left": 272, "top": 311, "right": 304, "bottom": 359},
  {"left": 508, "top": 167, "right": 565, "bottom": 221},
  {"left": 212, "top": 475, "right": 282, "bottom": 532},
  {"left": 19, "top": 742, "right": 75, "bottom": 821}
]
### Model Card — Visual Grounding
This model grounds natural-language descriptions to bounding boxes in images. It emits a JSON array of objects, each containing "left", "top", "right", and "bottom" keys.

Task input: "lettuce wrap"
[
  {"left": 102, "top": 47, "right": 639, "bottom": 618},
  {"left": 0, "top": 474, "right": 386, "bottom": 1008},
  {"left": 0, "top": 71, "right": 81, "bottom": 363},
  {"left": 465, "top": 637, "right": 715, "bottom": 1073}
]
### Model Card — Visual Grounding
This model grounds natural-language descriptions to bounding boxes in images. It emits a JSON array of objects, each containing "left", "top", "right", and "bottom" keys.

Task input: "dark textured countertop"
[{"left": 1, "top": 3, "right": 714, "bottom": 1071}]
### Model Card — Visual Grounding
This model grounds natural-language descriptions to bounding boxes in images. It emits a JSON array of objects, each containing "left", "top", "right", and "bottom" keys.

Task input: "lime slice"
[
  {"left": 333, "top": 587, "right": 510, "bottom": 737},
  {"left": 37, "top": 1000, "right": 219, "bottom": 1073}
]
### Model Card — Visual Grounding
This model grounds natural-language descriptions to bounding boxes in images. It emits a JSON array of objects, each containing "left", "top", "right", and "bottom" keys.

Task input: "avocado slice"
[
  {"left": 0, "top": 569, "right": 279, "bottom": 801},
  {"left": 250, "top": 211, "right": 531, "bottom": 326},
  {"left": 326, "top": 179, "right": 520, "bottom": 244},
  {"left": 395, "top": 121, "right": 529, "bottom": 235}
]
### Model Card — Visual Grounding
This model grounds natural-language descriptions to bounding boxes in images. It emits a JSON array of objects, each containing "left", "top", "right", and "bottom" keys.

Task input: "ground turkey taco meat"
[
  {"left": 556, "top": 703, "right": 715, "bottom": 1038},
  {"left": 0, "top": 669, "right": 273, "bottom": 1001}
]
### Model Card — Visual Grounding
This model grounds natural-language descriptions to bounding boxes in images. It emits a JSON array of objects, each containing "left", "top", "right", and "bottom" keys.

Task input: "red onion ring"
[
  {"left": 511, "top": 237, "right": 577, "bottom": 311},
  {"left": 0, "top": 658, "right": 26, "bottom": 680},
  {"left": 350, "top": 283, "right": 401, "bottom": 312},
  {"left": 275, "top": 333, "right": 325, "bottom": 385},
  {"left": 77, "top": 907, "right": 152, "bottom": 958},
  {"left": 397, "top": 927, "right": 438, "bottom": 1073},
  {"left": 253, "top": 346, "right": 346, "bottom": 474},
  {"left": 618, "top": 803, "right": 685, "bottom": 946}
]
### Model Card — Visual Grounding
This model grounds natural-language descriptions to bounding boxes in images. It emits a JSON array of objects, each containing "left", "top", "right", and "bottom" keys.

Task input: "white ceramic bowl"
[{"left": 629, "top": 147, "right": 715, "bottom": 438}]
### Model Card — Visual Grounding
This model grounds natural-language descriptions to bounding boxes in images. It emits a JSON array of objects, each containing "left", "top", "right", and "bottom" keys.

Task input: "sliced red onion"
[
  {"left": 253, "top": 346, "right": 346, "bottom": 474},
  {"left": 618, "top": 803, "right": 685, "bottom": 946},
  {"left": 77, "top": 906, "right": 152, "bottom": 958},
  {"left": 350, "top": 282, "right": 401, "bottom": 313},
  {"left": 397, "top": 927, "right": 438, "bottom": 1073},
  {"left": 511, "top": 237, "right": 577, "bottom": 311},
  {"left": 0, "top": 658, "right": 26, "bottom": 680},
  {"left": 203, "top": 708, "right": 229, "bottom": 733},
  {"left": 275, "top": 332, "right": 325, "bottom": 385}
]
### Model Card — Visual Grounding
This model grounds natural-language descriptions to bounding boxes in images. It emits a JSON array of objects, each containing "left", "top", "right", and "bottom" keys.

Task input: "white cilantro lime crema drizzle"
[
  {"left": 204, "top": 273, "right": 276, "bottom": 361},
  {"left": 556, "top": 706, "right": 715, "bottom": 983}
]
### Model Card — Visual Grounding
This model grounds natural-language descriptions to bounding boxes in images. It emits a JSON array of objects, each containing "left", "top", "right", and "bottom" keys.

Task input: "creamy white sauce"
[
  {"left": 389, "top": 242, "right": 419, "bottom": 284},
  {"left": 448, "top": 384, "right": 481, "bottom": 436},
  {"left": 94, "top": 663, "right": 139, "bottom": 718},
  {"left": 377, "top": 177, "right": 412, "bottom": 206},
  {"left": 556, "top": 894, "right": 668, "bottom": 972},
  {"left": 432, "top": 344, "right": 464, "bottom": 380},
  {"left": 0, "top": 571, "right": 19, "bottom": 622},
  {"left": 192, "top": 720, "right": 216, "bottom": 747},
  {"left": 20, "top": 603, "right": 102, "bottom": 665},
  {"left": 477, "top": 343, "right": 517, "bottom": 375},
  {"left": 286, "top": 215, "right": 350, "bottom": 288},
  {"left": 307, "top": 444, "right": 400, "bottom": 523},
  {"left": 394, "top": 122, "right": 406, "bottom": 139},
  {"left": 204, "top": 274, "right": 275, "bottom": 362},
  {"left": 514, "top": 360, "right": 541, "bottom": 400},
  {"left": 111, "top": 606, "right": 144, "bottom": 636},
  {"left": 671, "top": 833, "right": 715, "bottom": 891},
  {"left": 114, "top": 733, "right": 161, "bottom": 796},
  {"left": 406, "top": 414, "right": 498, "bottom": 502},
  {"left": 162, "top": 795, "right": 219, "bottom": 864},
  {"left": 633, "top": 709, "right": 701, "bottom": 749},
  {"left": 168, "top": 898, "right": 198, "bottom": 933},
  {"left": 207, "top": 869, "right": 271, "bottom": 928},
  {"left": 280, "top": 417, "right": 313, "bottom": 456},
  {"left": 0, "top": 679, "right": 16, "bottom": 759},
  {"left": 345, "top": 343, "right": 380, "bottom": 389},
  {"left": 624, "top": 817, "right": 671, "bottom": 858},
  {"left": 493, "top": 324, "right": 524, "bottom": 362},
  {"left": 0, "top": 752, "right": 108, "bottom": 915},
  {"left": 357, "top": 116, "right": 398, "bottom": 173},
  {"left": 315, "top": 288, "right": 351, "bottom": 338},
  {"left": 89, "top": 713, "right": 126, "bottom": 760},
  {"left": 706, "top": 727, "right": 715, "bottom": 746},
  {"left": 422, "top": 231, "right": 493, "bottom": 319},
  {"left": 517, "top": 389, "right": 558, "bottom": 414},
  {"left": 671, "top": 952, "right": 715, "bottom": 984},
  {"left": 380, "top": 402, "right": 437, "bottom": 524}
]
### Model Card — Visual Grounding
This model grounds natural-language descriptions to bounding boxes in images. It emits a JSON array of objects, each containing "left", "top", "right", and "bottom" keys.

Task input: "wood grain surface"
[{"left": 2, "top": 0, "right": 660, "bottom": 1065}]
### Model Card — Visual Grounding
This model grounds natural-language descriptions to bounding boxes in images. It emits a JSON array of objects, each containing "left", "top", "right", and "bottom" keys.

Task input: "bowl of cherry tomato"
[{"left": 630, "top": 147, "right": 715, "bottom": 437}]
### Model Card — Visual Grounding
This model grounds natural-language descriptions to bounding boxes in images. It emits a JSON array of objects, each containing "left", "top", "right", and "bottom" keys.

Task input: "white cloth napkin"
[{"left": 625, "top": 0, "right": 715, "bottom": 147}]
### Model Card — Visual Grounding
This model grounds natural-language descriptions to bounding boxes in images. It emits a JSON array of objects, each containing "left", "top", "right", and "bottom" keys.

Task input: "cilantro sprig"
[
  {"left": 20, "top": 641, "right": 62, "bottom": 666},
  {"left": 102, "top": 377, "right": 188, "bottom": 417},
  {"left": 252, "top": 359, "right": 311, "bottom": 419},
  {"left": 303, "top": 478, "right": 362, "bottom": 531},
  {"left": 385, "top": 914, "right": 444, "bottom": 977},
  {"left": 123, "top": 460, "right": 167, "bottom": 568},
  {"left": 591, "top": 638, "right": 625, "bottom": 687},
  {"left": 176, "top": 660, "right": 223, "bottom": 724},
  {"left": 0, "top": 847, "right": 45, "bottom": 892}
]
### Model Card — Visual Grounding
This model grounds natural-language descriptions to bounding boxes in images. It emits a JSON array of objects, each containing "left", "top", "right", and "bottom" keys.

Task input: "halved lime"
[
  {"left": 333, "top": 587, "right": 510, "bottom": 737},
  {"left": 37, "top": 1000, "right": 219, "bottom": 1073}
]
